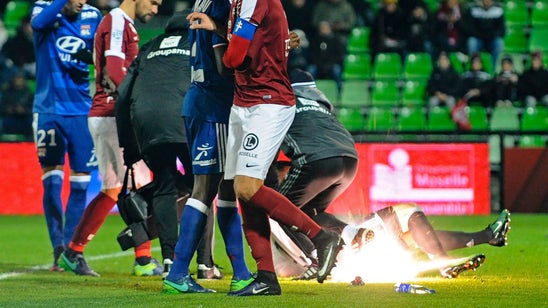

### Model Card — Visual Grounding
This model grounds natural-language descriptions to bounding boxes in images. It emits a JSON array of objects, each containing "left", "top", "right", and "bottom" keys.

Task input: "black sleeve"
[{"left": 115, "top": 53, "right": 141, "bottom": 149}]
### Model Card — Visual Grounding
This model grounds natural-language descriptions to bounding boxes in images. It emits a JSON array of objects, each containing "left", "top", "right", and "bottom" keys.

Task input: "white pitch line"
[{"left": 0, "top": 247, "right": 160, "bottom": 280}]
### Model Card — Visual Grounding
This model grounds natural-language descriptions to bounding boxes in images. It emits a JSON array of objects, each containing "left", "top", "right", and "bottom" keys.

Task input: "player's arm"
[
  {"left": 222, "top": 17, "right": 256, "bottom": 69},
  {"left": 31, "top": 0, "right": 69, "bottom": 30},
  {"left": 213, "top": 43, "right": 232, "bottom": 77},
  {"left": 115, "top": 55, "right": 140, "bottom": 149},
  {"left": 105, "top": 55, "right": 126, "bottom": 87},
  {"left": 103, "top": 15, "right": 130, "bottom": 91}
]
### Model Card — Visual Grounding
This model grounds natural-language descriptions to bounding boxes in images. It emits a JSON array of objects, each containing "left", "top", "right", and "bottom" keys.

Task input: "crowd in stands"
[
  {"left": 282, "top": 0, "right": 547, "bottom": 142},
  {"left": 0, "top": 0, "right": 547, "bottom": 142}
]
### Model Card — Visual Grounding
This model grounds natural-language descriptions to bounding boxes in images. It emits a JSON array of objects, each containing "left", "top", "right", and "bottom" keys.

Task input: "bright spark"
[{"left": 330, "top": 231, "right": 421, "bottom": 283}]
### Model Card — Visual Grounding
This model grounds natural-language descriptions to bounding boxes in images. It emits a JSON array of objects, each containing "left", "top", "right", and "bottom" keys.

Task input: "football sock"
[
  {"left": 64, "top": 175, "right": 91, "bottom": 245},
  {"left": 249, "top": 185, "right": 321, "bottom": 238},
  {"left": 408, "top": 212, "right": 448, "bottom": 258},
  {"left": 434, "top": 230, "right": 491, "bottom": 251},
  {"left": 68, "top": 192, "right": 115, "bottom": 253},
  {"left": 168, "top": 198, "right": 208, "bottom": 281},
  {"left": 196, "top": 207, "right": 214, "bottom": 267},
  {"left": 135, "top": 256, "right": 152, "bottom": 266},
  {"left": 135, "top": 241, "right": 152, "bottom": 260},
  {"left": 217, "top": 200, "right": 252, "bottom": 280},
  {"left": 42, "top": 170, "right": 64, "bottom": 248},
  {"left": 239, "top": 199, "right": 275, "bottom": 272}
]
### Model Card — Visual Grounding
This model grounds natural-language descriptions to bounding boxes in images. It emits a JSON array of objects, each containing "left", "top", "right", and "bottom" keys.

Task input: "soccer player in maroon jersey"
[
  {"left": 186, "top": 0, "right": 346, "bottom": 295},
  {"left": 60, "top": 0, "right": 163, "bottom": 277}
]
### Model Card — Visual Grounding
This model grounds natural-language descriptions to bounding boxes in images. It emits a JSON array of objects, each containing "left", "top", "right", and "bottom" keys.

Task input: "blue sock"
[
  {"left": 217, "top": 200, "right": 252, "bottom": 281},
  {"left": 42, "top": 170, "right": 64, "bottom": 248},
  {"left": 64, "top": 175, "right": 91, "bottom": 245},
  {"left": 168, "top": 198, "right": 208, "bottom": 281}
]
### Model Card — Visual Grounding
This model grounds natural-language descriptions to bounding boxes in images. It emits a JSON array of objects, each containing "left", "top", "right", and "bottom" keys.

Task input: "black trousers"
[
  {"left": 277, "top": 156, "right": 358, "bottom": 257},
  {"left": 144, "top": 142, "right": 192, "bottom": 261},
  {"left": 279, "top": 156, "right": 358, "bottom": 217}
]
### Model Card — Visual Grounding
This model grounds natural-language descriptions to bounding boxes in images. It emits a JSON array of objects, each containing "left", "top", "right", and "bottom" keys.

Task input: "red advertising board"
[
  {"left": 0, "top": 142, "right": 101, "bottom": 215},
  {"left": 0, "top": 142, "right": 490, "bottom": 215},
  {"left": 327, "top": 143, "right": 491, "bottom": 216}
]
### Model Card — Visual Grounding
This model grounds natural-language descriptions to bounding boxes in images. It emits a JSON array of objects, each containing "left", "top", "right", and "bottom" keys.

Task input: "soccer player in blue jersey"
[
  {"left": 162, "top": 0, "right": 254, "bottom": 294},
  {"left": 30, "top": 0, "right": 101, "bottom": 271}
]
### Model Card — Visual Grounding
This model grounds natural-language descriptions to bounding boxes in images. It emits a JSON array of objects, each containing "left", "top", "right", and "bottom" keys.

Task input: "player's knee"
[
  {"left": 233, "top": 176, "right": 262, "bottom": 202},
  {"left": 394, "top": 203, "right": 422, "bottom": 213},
  {"left": 393, "top": 203, "right": 423, "bottom": 232},
  {"left": 104, "top": 187, "right": 121, "bottom": 201}
]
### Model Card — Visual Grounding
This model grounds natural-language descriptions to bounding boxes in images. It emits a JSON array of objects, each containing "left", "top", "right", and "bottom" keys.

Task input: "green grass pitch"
[{"left": 0, "top": 213, "right": 546, "bottom": 307}]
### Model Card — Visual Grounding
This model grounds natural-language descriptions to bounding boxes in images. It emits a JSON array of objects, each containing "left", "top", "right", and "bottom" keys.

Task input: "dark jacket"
[
  {"left": 460, "top": 3, "right": 505, "bottom": 41},
  {"left": 460, "top": 69, "right": 494, "bottom": 104},
  {"left": 282, "top": 85, "right": 357, "bottom": 168},
  {"left": 518, "top": 67, "right": 548, "bottom": 100},
  {"left": 426, "top": 66, "right": 462, "bottom": 97},
  {"left": 116, "top": 12, "right": 191, "bottom": 154},
  {"left": 369, "top": 6, "right": 407, "bottom": 52}
]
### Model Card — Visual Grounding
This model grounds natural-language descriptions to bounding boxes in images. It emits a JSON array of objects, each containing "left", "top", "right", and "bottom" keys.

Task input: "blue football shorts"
[
  {"left": 184, "top": 117, "right": 228, "bottom": 175},
  {"left": 33, "top": 113, "right": 96, "bottom": 172}
]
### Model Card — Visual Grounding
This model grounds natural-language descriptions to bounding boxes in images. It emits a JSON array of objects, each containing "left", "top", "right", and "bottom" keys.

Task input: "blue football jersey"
[
  {"left": 31, "top": 0, "right": 101, "bottom": 115},
  {"left": 182, "top": 0, "right": 234, "bottom": 122}
]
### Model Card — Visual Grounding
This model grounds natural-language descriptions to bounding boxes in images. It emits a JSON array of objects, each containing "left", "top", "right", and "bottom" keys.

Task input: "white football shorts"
[
  {"left": 88, "top": 117, "right": 151, "bottom": 190},
  {"left": 224, "top": 104, "right": 295, "bottom": 181}
]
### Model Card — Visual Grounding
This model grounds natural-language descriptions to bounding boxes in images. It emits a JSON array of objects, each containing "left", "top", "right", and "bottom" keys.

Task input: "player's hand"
[
  {"left": 187, "top": 12, "right": 216, "bottom": 31},
  {"left": 289, "top": 31, "right": 300, "bottom": 50},
  {"left": 101, "top": 66, "right": 117, "bottom": 95},
  {"left": 72, "top": 49, "right": 94, "bottom": 65}
]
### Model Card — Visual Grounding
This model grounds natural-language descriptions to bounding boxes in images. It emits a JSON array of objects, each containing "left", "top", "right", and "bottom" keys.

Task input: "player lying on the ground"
[{"left": 270, "top": 204, "right": 510, "bottom": 281}]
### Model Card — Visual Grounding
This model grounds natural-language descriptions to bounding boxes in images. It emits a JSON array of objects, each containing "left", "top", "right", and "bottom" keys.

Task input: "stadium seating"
[
  {"left": 337, "top": 107, "right": 366, "bottom": 132},
  {"left": 347, "top": 27, "right": 370, "bottom": 54},
  {"left": 423, "top": 0, "right": 440, "bottom": 12},
  {"left": 370, "top": 80, "right": 400, "bottom": 107},
  {"left": 401, "top": 80, "right": 426, "bottom": 106},
  {"left": 489, "top": 134, "right": 517, "bottom": 164},
  {"left": 478, "top": 52, "right": 494, "bottom": 75},
  {"left": 532, "top": 1, "right": 548, "bottom": 27},
  {"left": 366, "top": 106, "right": 396, "bottom": 131},
  {"left": 138, "top": 27, "right": 163, "bottom": 46},
  {"left": 404, "top": 53, "right": 433, "bottom": 81},
  {"left": 466, "top": 105, "right": 489, "bottom": 131},
  {"left": 504, "top": 0, "right": 530, "bottom": 26},
  {"left": 488, "top": 105, "right": 522, "bottom": 163},
  {"left": 4, "top": 1, "right": 31, "bottom": 37},
  {"left": 397, "top": 106, "right": 426, "bottom": 131},
  {"left": 521, "top": 106, "right": 548, "bottom": 131},
  {"left": 518, "top": 135, "right": 546, "bottom": 147},
  {"left": 449, "top": 52, "right": 468, "bottom": 73},
  {"left": 427, "top": 106, "right": 456, "bottom": 131},
  {"left": 316, "top": 79, "right": 340, "bottom": 104},
  {"left": 372, "top": 52, "right": 402, "bottom": 80},
  {"left": 342, "top": 53, "right": 371, "bottom": 80},
  {"left": 529, "top": 28, "right": 548, "bottom": 52},
  {"left": 340, "top": 80, "right": 369, "bottom": 107},
  {"left": 503, "top": 25, "right": 529, "bottom": 54},
  {"left": 489, "top": 105, "right": 520, "bottom": 131}
]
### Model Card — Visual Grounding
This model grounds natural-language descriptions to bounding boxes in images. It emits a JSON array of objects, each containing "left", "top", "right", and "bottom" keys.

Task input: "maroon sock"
[
  {"left": 69, "top": 192, "right": 115, "bottom": 251},
  {"left": 239, "top": 200, "right": 274, "bottom": 272},
  {"left": 249, "top": 185, "right": 321, "bottom": 238}
]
